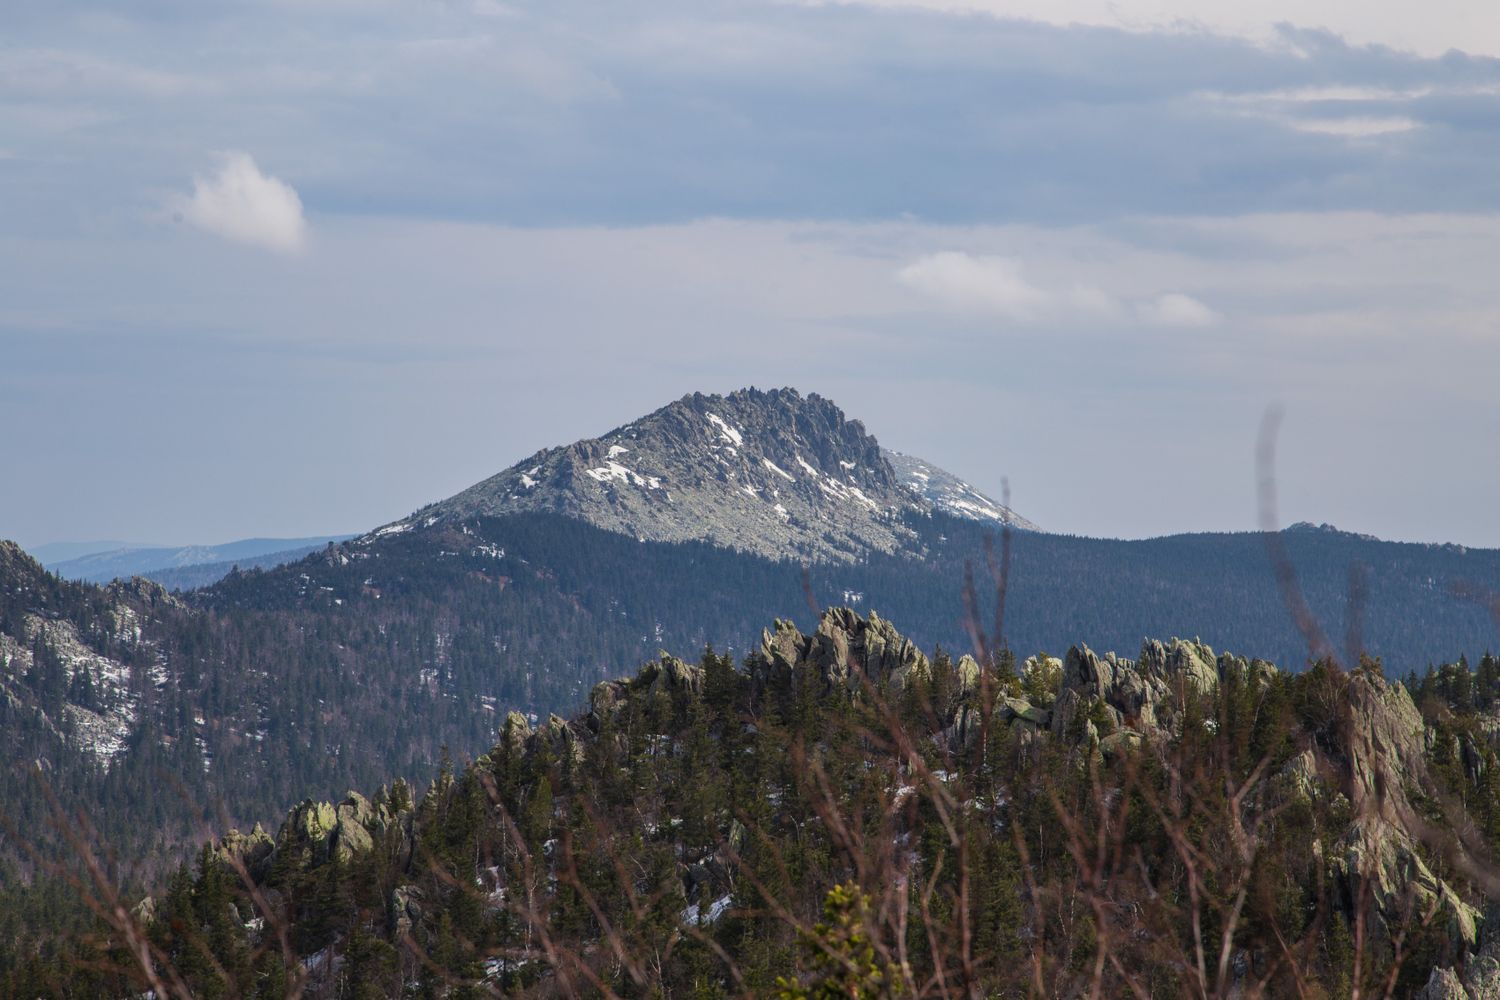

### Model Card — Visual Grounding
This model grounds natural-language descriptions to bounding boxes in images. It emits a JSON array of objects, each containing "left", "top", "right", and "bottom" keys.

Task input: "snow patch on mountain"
[
  {"left": 884, "top": 450, "right": 1039, "bottom": 532},
  {"left": 705, "top": 413, "right": 744, "bottom": 447}
]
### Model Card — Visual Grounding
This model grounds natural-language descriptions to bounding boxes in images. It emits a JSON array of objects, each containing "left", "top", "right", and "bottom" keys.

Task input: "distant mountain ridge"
[
  {"left": 44, "top": 535, "right": 354, "bottom": 584},
  {"left": 401, "top": 387, "right": 1033, "bottom": 563}
]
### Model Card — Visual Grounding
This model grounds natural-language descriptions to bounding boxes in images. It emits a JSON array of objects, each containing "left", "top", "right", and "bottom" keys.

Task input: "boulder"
[
  {"left": 1098, "top": 729, "right": 1143, "bottom": 759},
  {"left": 998, "top": 697, "right": 1050, "bottom": 728}
]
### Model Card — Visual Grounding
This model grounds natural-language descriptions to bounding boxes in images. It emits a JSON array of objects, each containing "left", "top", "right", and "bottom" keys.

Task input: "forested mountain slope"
[
  {"left": 4, "top": 510, "right": 1499, "bottom": 889},
  {"left": 15, "top": 609, "right": 1500, "bottom": 998}
]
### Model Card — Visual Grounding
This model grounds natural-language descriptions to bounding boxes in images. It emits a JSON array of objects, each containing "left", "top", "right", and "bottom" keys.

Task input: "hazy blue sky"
[{"left": 4, "top": 0, "right": 1500, "bottom": 548}]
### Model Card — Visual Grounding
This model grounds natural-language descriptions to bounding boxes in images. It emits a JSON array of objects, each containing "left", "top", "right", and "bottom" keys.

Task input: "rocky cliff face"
[{"left": 396, "top": 388, "right": 1032, "bottom": 563}]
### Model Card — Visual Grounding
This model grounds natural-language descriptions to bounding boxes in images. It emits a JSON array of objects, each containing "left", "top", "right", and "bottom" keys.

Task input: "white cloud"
[
  {"left": 897, "top": 252, "right": 1056, "bottom": 320},
  {"left": 1286, "top": 116, "right": 1420, "bottom": 137},
  {"left": 899, "top": 250, "right": 1215, "bottom": 327},
  {"left": 1138, "top": 292, "right": 1220, "bottom": 327},
  {"left": 178, "top": 152, "right": 308, "bottom": 254}
]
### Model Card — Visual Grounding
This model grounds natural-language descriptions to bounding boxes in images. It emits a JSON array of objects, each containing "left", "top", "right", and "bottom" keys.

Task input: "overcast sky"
[{"left": 4, "top": 0, "right": 1500, "bottom": 548}]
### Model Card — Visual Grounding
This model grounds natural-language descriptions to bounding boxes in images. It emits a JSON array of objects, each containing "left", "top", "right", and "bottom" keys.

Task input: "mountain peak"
[{"left": 409, "top": 387, "right": 1031, "bottom": 562}]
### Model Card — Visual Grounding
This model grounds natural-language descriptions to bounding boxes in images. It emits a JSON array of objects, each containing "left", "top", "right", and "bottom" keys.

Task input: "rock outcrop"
[
  {"left": 588, "top": 652, "right": 707, "bottom": 732},
  {"left": 1334, "top": 670, "right": 1481, "bottom": 951},
  {"left": 1042, "top": 638, "right": 1255, "bottom": 746},
  {"left": 271, "top": 791, "right": 408, "bottom": 871},
  {"left": 1419, "top": 925, "right": 1500, "bottom": 999},
  {"left": 746, "top": 608, "right": 930, "bottom": 693}
]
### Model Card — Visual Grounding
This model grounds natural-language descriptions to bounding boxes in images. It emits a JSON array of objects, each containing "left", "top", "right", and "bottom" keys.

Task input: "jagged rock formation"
[
  {"left": 214, "top": 790, "right": 413, "bottom": 884},
  {"left": 1043, "top": 639, "right": 1239, "bottom": 740},
  {"left": 1420, "top": 930, "right": 1500, "bottom": 999},
  {"left": 388, "top": 388, "right": 1033, "bottom": 563},
  {"left": 746, "top": 607, "right": 932, "bottom": 692},
  {"left": 589, "top": 652, "right": 706, "bottom": 726}
]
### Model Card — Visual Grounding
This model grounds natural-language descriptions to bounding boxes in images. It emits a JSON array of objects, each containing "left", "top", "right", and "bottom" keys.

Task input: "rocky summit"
[{"left": 400, "top": 387, "right": 1033, "bottom": 563}]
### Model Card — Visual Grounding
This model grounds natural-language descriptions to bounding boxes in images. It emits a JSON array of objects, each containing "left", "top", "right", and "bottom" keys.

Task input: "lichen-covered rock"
[
  {"left": 1344, "top": 669, "right": 1426, "bottom": 808},
  {"left": 759, "top": 619, "right": 803, "bottom": 676},
  {"left": 131, "top": 895, "right": 157, "bottom": 925},
  {"left": 1108, "top": 664, "right": 1157, "bottom": 728},
  {"left": 330, "top": 792, "right": 379, "bottom": 861},
  {"left": 541, "top": 713, "right": 586, "bottom": 765},
  {"left": 1460, "top": 941, "right": 1500, "bottom": 1000},
  {"left": 289, "top": 800, "right": 337, "bottom": 847},
  {"left": 1138, "top": 638, "right": 1218, "bottom": 697},
  {"left": 272, "top": 790, "right": 404, "bottom": 868},
  {"left": 589, "top": 653, "right": 706, "bottom": 732},
  {"left": 1021, "top": 655, "right": 1063, "bottom": 706},
  {"left": 631, "top": 654, "right": 706, "bottom": 698},
  {"left": 1172, "top": 639, "right": 1219, "bottom": 696},
  {"left": 504, "top": 710, "right": 533, "bottom": 748}
]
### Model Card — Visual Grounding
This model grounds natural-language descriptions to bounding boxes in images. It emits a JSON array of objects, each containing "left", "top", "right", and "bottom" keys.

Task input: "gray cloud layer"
[
  {"left": 6, "top": 2, "right": 1500, "bottom": 231},
  {"left": 3, "top": 1, "right": 1499, "bottom": 547}
]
